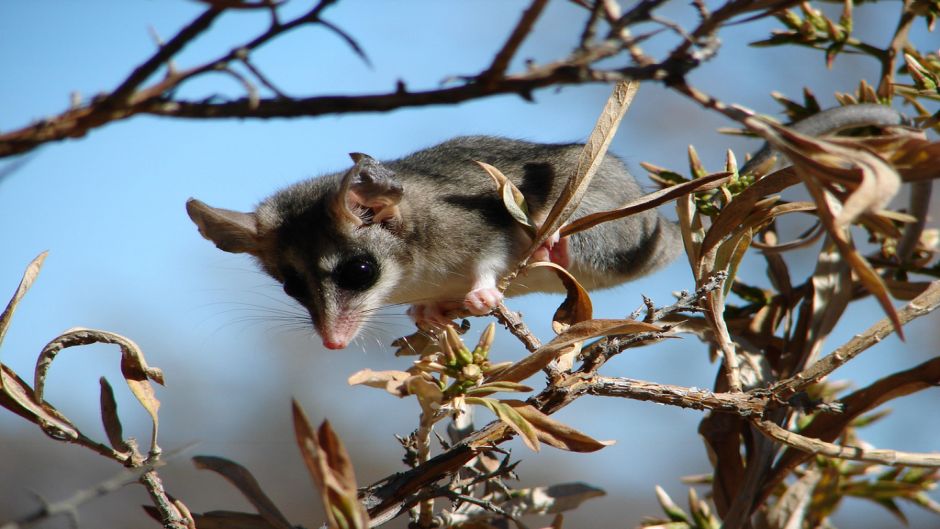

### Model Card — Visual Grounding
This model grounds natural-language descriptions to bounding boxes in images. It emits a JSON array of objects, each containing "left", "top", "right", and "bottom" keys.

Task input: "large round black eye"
[
  {"left": 280, "top": 267, "right": 306, "bottom": 300},
  {"left": 333, "top": 255, "right": 379, "bottom": 291}
]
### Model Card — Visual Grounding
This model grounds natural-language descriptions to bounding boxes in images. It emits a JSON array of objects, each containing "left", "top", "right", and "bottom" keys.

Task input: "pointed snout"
[
  {"left": 322, "top": 338, "right": 349, "bottom": 350},
  {"left": 316, "top": 316, "right": 360, "bottom": 351}
]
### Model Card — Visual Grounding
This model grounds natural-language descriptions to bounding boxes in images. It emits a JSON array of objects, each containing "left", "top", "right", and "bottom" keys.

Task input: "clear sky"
[{"left": 1, "top": 2, "right": 937, "bottom": 528}]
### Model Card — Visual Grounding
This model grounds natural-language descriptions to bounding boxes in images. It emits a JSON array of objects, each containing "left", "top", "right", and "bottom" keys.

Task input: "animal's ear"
[
  {"left": 186, "top": 198, "right": 262, "bottom": 255},
  {"left": 332, "top": 153, "right": 404, "bottom": 228}
]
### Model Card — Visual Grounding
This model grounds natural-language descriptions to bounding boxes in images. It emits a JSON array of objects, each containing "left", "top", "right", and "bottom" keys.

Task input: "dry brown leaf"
[
  {"left": 802, "top": 240, "right": 853, "bottom": 363},
  {"left": 532, "top": 80, "right": 638, "bottom": 257},
  {"left": 504, "top": 400, "right": 612, "bottom": 452},
  {"left": 560, "top": 171, "right": 731, "bottom": 238},
  {"left": 34, "top": 328, "right": 163, "bottom": 451},
  {"left": 804, "top": 175, "right": 904, "bottom": 337},
  {"left": 391, "top": 329, "right": 440, "bottom": 357},
  {"left": 699, "top": 168, "right": 802, "bottom": 264},
  {"left": 884, "top": 136, "right": 940, "bottom": 182},
  {"left": 0, "top": 363, "right": 78, "bottom": 439},
  {"left": 347, "top": 369, "right": 412, "bottom": 396},
  {"left": 676, "top": 184, "right": 704, "bottom": 272},
  {"left": 525, "top": 261, "right": 592, "bottom": 333},
  {"left": 193, "top": 456, "right": 293, "bottom": 529},
  {"left": 0, "top": 251, "right": 47, "bottom": 353},
  {"left": 99, "top": 377, "right": 130, "bottom": 453},
  {"left": 713, "top": 228, "right": 752, "bottom": 298},
  {"left": 464, "top": 381, "right": 533, "bottom": 397},
  {"left": 292, "top": 400, "right": 369, "bottom": 529},
  {"left": 752, "top": 119, "right": 906, "bottom": 336},
  {"left": 486, "top": 319, "right": 661, "bottom": 383}
]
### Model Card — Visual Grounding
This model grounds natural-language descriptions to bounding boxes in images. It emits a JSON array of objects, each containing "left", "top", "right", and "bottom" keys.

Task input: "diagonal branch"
[{"left": 769, "top": 280, "right": 940, "bottom": 401}]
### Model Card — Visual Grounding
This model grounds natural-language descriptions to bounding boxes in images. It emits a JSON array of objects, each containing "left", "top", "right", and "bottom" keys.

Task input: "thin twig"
[
  {"left": 0, "top": 460, "right": 169, "bottom": 529},
  {"left": 754, "top": 419, "right": 940, "bottom": 467},
  {"left": 770, "top": 280, "right": 940, "bottom": 400},
  {"left": 480, "top": 0, "right": 550, "bottom": 83}
]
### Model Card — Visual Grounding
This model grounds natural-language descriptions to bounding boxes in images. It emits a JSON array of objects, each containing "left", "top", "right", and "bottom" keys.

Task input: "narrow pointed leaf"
[
  {"left": 504, "top": 400, "right": 611, "bottom": 452},
  {"left": 193, "top": 456, "right": 293, "bottom": 529},
  {"left": 0, "top": 252, "right": 47, "bottom": 354},
  {"left": 99, "top": 377, "right": 129, "bottom": 452}
]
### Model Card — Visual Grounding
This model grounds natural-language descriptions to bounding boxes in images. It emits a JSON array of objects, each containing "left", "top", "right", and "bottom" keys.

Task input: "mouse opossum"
[
  {"left": 187, "top": 136, "right": 679, "bottom": 349},
  {"left": 187, "top": 104, "right": 914, "bottom": 350}
]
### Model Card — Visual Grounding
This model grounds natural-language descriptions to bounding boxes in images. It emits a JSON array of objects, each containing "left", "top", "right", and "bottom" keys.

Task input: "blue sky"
[{"left": 1, "top": 2, "right": 937, "bottom": 527}]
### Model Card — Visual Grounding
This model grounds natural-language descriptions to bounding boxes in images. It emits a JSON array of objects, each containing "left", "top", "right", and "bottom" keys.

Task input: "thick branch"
[{"left": 587, "top": 376, "right": 768, "bottom": 416}]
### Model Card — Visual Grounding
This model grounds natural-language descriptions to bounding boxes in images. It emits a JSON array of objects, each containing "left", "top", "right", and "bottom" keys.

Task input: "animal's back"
[{"left": 388, "top": 136, "right": 681, "bottom": 293}]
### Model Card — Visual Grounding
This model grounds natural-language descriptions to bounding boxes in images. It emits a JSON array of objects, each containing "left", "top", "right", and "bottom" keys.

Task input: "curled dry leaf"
[
  {"left": 486, "top": 319, "right": 661, "bottom": 384},
  {"left": 348, "top": 368, "right": 443, "bottom": 415},
  {"left": 192, "top": 455, "right": 293, "bottom": 529},
  {"left": 292, "top": 400, "right": 369, "bottom": 529},
  {"left": 476, "top": 160, "right": 536, "bottom": 234},
  {"left": 526, "top": 261, "right": 592, "bottom": 334},
  {"left": 34, "top": 328, "right": 164, "bottom": 453},
  {"left": 820, "top": 127, "right": 940, "bottom": 183},
  {"left": 756, "top": 120, "right": 905, "bottom": 336},
  {"left": 503, "top": 400, "right": 611, "bottom": 452}
]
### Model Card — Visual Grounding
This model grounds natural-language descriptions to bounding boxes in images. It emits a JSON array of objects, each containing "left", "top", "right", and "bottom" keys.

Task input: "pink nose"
[{"left": 323, "top": 339, "right": 347, "bottom": 350}]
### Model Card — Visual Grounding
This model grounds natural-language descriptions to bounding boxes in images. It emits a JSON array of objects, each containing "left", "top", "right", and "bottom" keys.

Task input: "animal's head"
[{"left": 187, "top": 153, "right": 406, "bottom": 349}]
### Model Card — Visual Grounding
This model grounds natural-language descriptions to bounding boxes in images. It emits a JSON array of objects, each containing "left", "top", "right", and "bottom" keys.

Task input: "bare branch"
[
  {"left": 770, "top": 280, "right": 940, "bottom": 400},
  {"left": 480, "top": 0, "right": 550, "bottom": 83},
  {"left": 754, "top": 419, "right": 940, "bottom": 467}
]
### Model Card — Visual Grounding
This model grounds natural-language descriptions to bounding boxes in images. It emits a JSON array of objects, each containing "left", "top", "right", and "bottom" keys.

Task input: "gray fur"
[{"left": 187, "top": 136, "right": 680, "bottom": 347}]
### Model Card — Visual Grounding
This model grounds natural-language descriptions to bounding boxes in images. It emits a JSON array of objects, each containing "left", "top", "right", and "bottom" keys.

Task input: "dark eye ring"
[{"left": 334, "top": 255, "right": 379, "bottom": 291}]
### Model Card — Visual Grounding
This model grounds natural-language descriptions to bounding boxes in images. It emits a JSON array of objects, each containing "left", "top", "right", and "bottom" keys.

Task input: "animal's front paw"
[
  {"left": 532, "top": 230, "right": 569, "bottom": 268},
  {"left": 464, "top": 287, "right": 503, "bottom": 315},
  {"left": 408, "top": 301, "right": 461, "bottom": 327}
]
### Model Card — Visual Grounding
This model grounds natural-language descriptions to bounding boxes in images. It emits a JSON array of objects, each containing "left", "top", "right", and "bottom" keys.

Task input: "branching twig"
[
  {"left": 770, "top": 280, "right": 940, "bottom": 400},
  {"left": 0, "top": 460, "right": 171, "bottom": 529}
]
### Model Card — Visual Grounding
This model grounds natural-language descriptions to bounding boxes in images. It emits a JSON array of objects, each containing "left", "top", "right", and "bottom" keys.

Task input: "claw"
[{"left": 464, "top": 287, "right": 503, "bottom": 315}]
